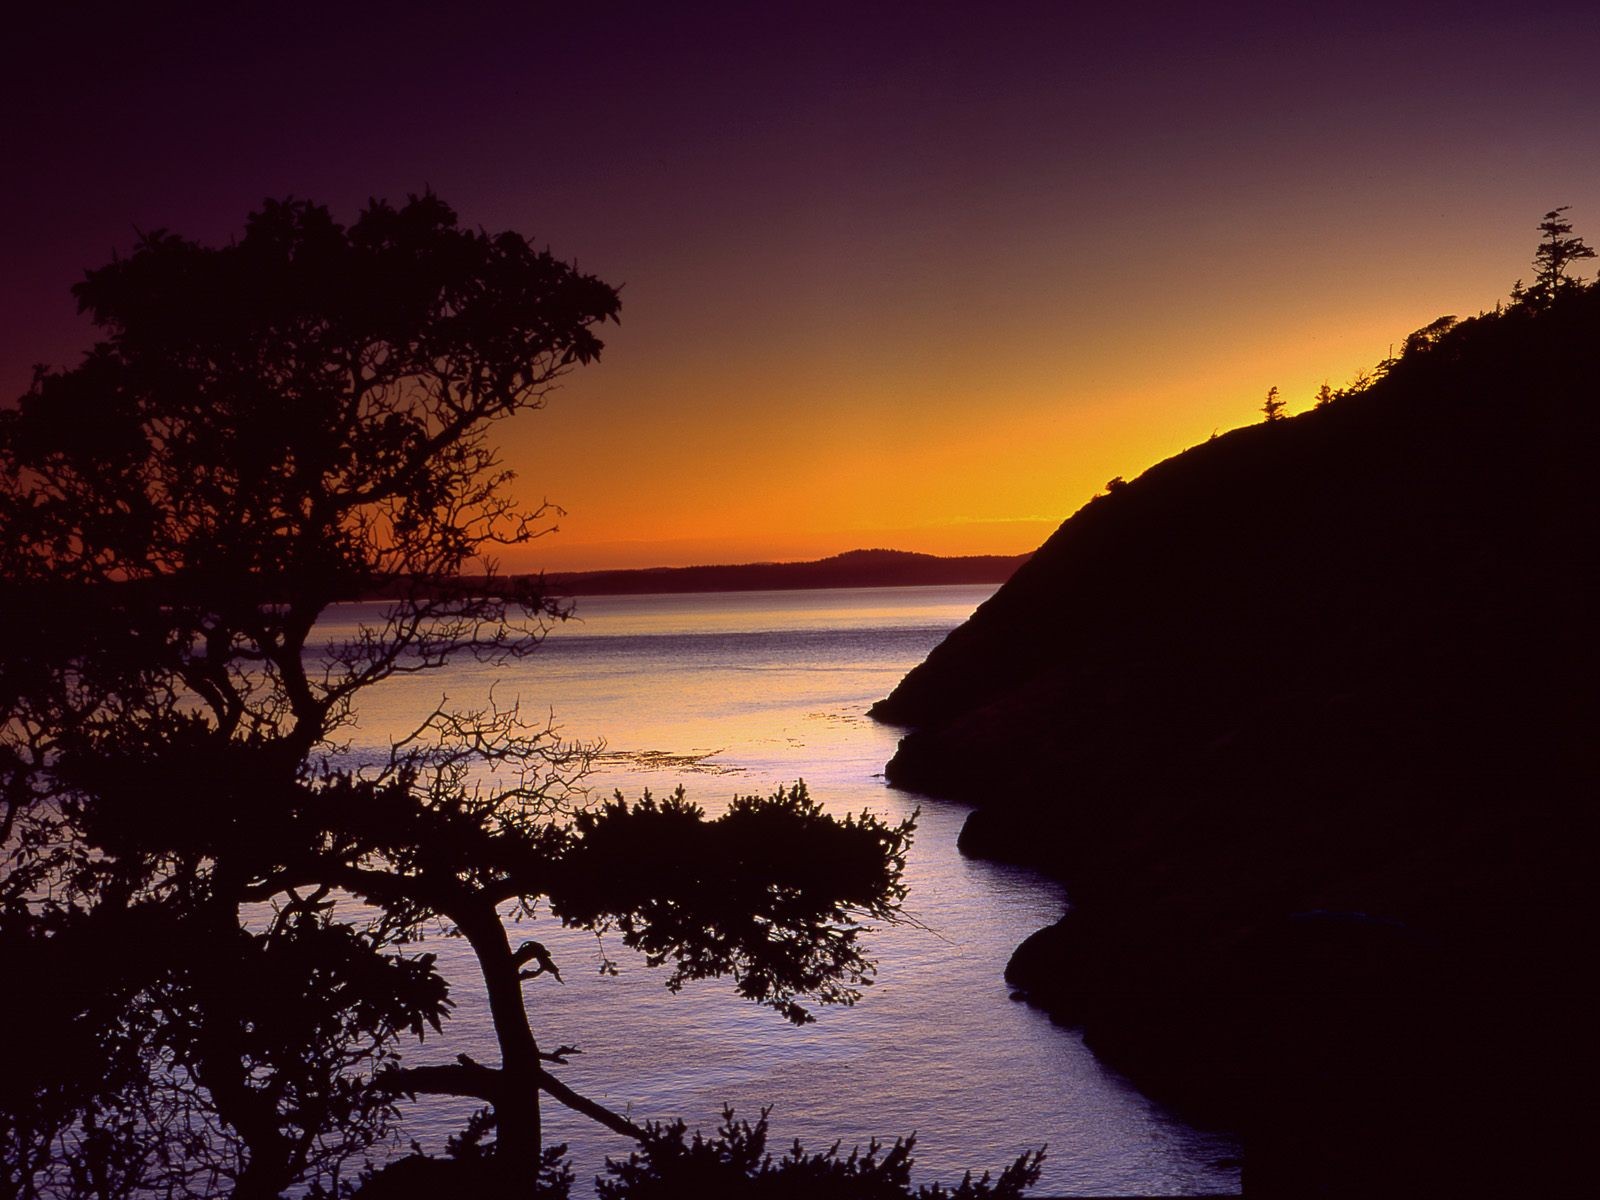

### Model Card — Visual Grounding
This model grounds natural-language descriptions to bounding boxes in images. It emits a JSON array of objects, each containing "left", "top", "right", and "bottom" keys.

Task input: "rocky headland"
[{"left": 872, "top": 289, "right": 1597, "bottom": 1194}]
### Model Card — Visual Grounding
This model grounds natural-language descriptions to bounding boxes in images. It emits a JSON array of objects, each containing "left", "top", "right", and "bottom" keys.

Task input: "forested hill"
[
  {"left": 872, "top": 281, "right": 1599, "bottom": 1194},
  {"left": 539, "top": 549, "right": 1029, "bottom": 596},
  {"left": 358, "top": 550, "right": 1026, "bottom": 600}
]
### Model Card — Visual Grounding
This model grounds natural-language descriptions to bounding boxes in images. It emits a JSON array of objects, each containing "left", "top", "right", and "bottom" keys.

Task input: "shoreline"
[{"left": 360, "top": 549, "right": 1031, "bottom": 601}]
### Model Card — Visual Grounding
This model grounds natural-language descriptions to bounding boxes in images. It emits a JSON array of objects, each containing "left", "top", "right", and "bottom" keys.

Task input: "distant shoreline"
[
  {"left": 361, "top": 549, "right": 1032, "bottom": 601},
  {"left": 546, "top": 548, "right": 1030, "bottom": 597}
]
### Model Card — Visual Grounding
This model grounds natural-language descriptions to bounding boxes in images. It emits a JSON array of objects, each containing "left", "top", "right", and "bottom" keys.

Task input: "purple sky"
[{"left": 8, "top": 2, "right": 1600, "bottom": 567}]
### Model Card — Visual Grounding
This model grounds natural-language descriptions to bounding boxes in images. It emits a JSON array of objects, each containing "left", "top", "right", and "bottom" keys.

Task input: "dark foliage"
[
  {"left": 552, "top": 785, "right": 911, "bottom": 1024},
  {"left": 596, "top": 1108, "right": 1044, "bottom": 1200},
  {"left": 1513, "top": 205, "right": 1596, "bottom": 309},
  {"left": 2, "top": 191, "right": 621, "bottom": 1198},
  {"left": 0, "top": 196, "right": 942, "bottom": 1199},
  {"left": 342, "top": 1141, "right": 574, "bottom": 1200}
]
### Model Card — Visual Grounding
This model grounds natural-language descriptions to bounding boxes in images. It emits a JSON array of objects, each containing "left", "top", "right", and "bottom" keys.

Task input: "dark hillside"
[{"left": 872, "top": 290, "right": 1598, "bottom": 1195}]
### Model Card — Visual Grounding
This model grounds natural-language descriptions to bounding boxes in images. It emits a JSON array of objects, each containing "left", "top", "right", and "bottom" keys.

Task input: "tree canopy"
[
  {"left": 1517, "top": 204, "right": 1596, "bottom": 308},
  {"left": 0, "top": 196, "right": 943, "bottom": 1198}
]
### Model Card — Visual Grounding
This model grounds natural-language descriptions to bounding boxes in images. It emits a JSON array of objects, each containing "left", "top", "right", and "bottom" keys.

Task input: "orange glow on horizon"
[
  {"left": 9, "top": 11, "right": 1597, "bottom": 578},
  {"left": 497, "top": 272, "right": 1518, "bottom": 574}
]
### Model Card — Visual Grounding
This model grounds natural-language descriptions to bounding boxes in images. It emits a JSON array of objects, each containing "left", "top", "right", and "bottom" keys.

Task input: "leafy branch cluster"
[{"left": 595, "top": 1107, "right": 1044, "bottom": 1200}]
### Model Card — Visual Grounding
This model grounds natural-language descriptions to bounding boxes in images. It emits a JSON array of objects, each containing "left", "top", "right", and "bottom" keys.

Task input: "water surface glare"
[{"left": 319, "top": 586, "right": 1241, "bottom": 1196}]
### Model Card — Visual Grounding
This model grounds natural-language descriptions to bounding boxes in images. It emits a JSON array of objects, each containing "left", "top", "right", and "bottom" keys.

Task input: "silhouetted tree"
[
  {"left": 1401, "top": 314, "right": 1458, "bottom": 357},
  {"left": 1513, "top": 205, "right": 1595, "bottom": 309},
  {"left": 0, "top": 197, "right": 920, "bottom": 1199},
  {"left": 1260, "top": 386, "right": 1285, "bottom": 422}
]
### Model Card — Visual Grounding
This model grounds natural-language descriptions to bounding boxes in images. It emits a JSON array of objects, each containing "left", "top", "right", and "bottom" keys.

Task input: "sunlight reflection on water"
[{"left": 316, "top": 586, "right": 1241, "bottom": 1196}]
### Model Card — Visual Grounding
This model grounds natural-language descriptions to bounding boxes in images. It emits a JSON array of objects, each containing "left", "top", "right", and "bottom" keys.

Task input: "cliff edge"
[{"left": 873, "top": 291, "right": 1598, "bottom": 1194}]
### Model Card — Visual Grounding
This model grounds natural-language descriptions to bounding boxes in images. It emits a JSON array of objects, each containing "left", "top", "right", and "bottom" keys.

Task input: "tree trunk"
[
  {"left": 454, "top": 898, "right": 544, "bottom": 1192},
  {"left": 189, "top": 886, "right": 299, "bottom": 1200}
]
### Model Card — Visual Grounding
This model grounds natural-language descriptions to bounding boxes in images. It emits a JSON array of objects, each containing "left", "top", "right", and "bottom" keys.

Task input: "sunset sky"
[{"left": 7, "top": 3, "right": 1600, "bottom": 570}]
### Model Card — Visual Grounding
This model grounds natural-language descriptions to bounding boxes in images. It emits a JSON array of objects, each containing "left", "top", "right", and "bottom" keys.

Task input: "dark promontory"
[{"left": 872, "top": 291, "right": 1596, "bottom": 1194}]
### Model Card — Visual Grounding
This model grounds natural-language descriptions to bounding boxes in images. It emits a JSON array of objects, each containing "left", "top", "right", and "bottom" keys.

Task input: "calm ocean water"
[{"left": 316, "top": 585, "right": 1241, "bottom": 1196}]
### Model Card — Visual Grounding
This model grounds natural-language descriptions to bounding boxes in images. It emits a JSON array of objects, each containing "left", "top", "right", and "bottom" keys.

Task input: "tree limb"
[
  {"left": 377, "top": 1060, "right": 644, "bottom": 1142},
  {"left": 535, "top": 1067, "right": 643, "bottom": 1142}
]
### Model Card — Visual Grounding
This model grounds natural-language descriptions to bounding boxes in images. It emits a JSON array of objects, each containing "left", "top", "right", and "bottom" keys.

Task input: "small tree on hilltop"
[
  {"left": 0, "top": 197, "right": 937, "bottom": 1199},
  {"left": 1261, "top": 385, "right": 1286, "bottom": 422},
  {"left": 1513, "top": 205, "right": 1595, "bottom": 309}
]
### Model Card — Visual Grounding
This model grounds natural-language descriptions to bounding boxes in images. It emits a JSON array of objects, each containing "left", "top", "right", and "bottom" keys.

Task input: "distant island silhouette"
[
  {"left": 363, "top": 548, "right": 1030, "bottom": 600},
  {"left": 873, "top": 225, "right": 1598, "bottom": 1195}
]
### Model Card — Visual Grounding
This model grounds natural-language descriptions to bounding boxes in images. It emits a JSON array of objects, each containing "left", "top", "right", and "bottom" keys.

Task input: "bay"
[{"left": 317, "top": 585, "right": 1241, "bottom": 1196}]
